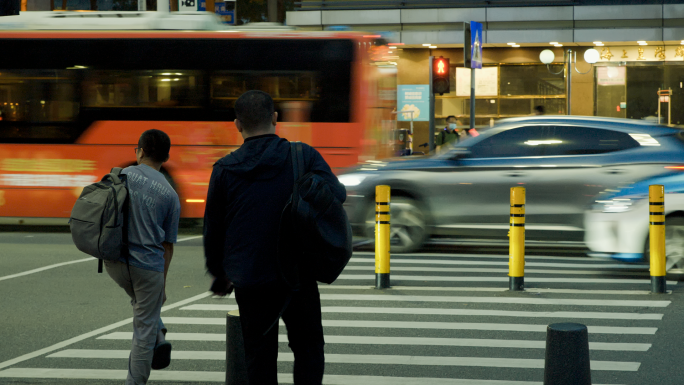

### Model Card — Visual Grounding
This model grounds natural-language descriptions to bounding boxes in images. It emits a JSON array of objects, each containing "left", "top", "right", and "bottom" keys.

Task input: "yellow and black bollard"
[
  {"left": 649, "top": 185, "right": 666, "bottom": 294},
  {"left": 375, "top": 185, "right": 391, "bottom": 289},
  {"left": 509, "top": 187, "right": 525, "bottom": 291}
]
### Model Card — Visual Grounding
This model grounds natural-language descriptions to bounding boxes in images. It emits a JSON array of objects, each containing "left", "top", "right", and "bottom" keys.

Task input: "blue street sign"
[{"left": 470, "top": 21, "right": 483, "bottom": 69}]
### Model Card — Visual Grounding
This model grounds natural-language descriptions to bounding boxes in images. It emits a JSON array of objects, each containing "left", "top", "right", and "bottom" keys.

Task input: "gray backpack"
[{"left": 70, "top": 167, "right": 128, "bottom": 273}]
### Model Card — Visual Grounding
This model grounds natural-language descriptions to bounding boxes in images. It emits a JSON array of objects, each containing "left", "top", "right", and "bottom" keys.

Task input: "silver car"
[{"left": 339, "top": 116, "right": 684, "bottom": 252}]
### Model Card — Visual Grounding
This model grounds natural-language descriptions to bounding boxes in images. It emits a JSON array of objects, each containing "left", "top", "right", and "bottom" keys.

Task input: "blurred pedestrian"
[
  {"left": 436, "top": 115, "right": 460, "bottom": 152},
  {"left": 105, "top": 129, "right": 181, "bottom": 384},
  {"left": 534, "top": 105, "right": 545, "bottom": 115},
  {"left": 204, "top": 90, "right": 345, "bottom": 385}
]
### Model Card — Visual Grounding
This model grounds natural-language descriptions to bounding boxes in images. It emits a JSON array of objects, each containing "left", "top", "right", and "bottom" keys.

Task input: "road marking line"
[
  {"left": 349, "top": 258, "right": 646, "bottom": 270},
  {"left": 337, "top": 275, "right": 678, "bottom": 285},
  {"left": 0, "top": 258, "right": 92, "bottom": 282},
  {"left": 51, "top": 335, "right": 648, "bottom": 360},
  {"left": 317, "top": 294, "right": 670, "bottom": 307},
  {"left": 0, "top": 368, "right": 627, "bottom": 384},
  {"left": 0, "top": 235, "right": 200, "bottom": 283},
  {"left": 343, "top": 266, "right": 646, "bottom": 276},
  {"left": 100, "top": 316, "right": 655, "bottom": 337},
  {"left": 0, "top": 291, "right": 213, "bottom": 371},
  {"left": 179, "top": 305, "right": 663, "bottom": 320},
  {"left": 320, "top": 286, "right": 654, "bottom": 295},
  {"left": 58, "top": 347, "right": 638, "bottom": 371}
]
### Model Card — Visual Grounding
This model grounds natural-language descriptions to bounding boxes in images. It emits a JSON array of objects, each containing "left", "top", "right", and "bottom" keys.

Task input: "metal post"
[
  {"left": 509, "top": 187, "right": 525, "bottom": 291},
  {"left": 375, "top": 185, "right": 391, "bottom": 289},
  {"left": 668, "top": 88, "right": 672, "bottom": 125},
  {"left": 429, "top": 56, "right": 435, "bottom": 154},
  {"left": 138, "top": 0, "right": 146, "bottom": 11},
  {"left": 226, "top": 310, "right": 248, "bottom": 385},
  {"left": 470, "top": 67, "right": 476, "bottom": 130},
  {"left": 650, "top": 185, "right": 666, "bottom": 294},
  {"left": 566, "top": 49, "right": 572, "bottom": 115}
]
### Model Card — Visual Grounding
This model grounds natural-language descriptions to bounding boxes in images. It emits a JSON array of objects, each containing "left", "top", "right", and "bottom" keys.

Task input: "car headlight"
[
  {"left": 338, "top": 173, "right": 376, "bottom": 187},
  {"left": 593, "top": 198, "right": 638, "bottom": 213}
]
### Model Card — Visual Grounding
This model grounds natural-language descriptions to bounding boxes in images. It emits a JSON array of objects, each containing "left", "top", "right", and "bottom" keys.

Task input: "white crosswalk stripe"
[{"left": 0, "top": 252, "right": 665, "bottom": 384}]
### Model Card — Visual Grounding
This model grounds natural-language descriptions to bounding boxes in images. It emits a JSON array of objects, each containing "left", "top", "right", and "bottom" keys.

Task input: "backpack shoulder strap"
[
  {"left": 106, "top": 167, "right": 125, "bottom": 184},
  {"left": 295, "top": 142, "right": 305, "bottom": 177},
  {"left": 290, "top": 141, "right": 304, "bottom": 181},
  {"left": 290, "top": 142, "right": 299, "bottom": 182}
]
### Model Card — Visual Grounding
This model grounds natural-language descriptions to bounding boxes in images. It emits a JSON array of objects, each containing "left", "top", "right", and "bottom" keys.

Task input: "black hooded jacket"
[{"left": 203, "top": 134, "right": 346, "bottom": 288}]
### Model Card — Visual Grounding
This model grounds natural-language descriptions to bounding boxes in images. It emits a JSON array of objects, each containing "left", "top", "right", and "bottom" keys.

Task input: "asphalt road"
[{"left": 1, "top": 232, "right": 684, "bottom": 385}]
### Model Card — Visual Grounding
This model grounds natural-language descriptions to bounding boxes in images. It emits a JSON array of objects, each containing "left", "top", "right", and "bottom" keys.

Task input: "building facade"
[{"left": 288, "top": 1, "right": 684, "bottom": 147}]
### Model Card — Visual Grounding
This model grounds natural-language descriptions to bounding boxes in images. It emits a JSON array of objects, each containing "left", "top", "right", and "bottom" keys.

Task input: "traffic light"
[
  {"left": 0, "top": 0, "right": 20, "bottom": 16},
  {"left": 432, "top": 56, "right": 450, "bottom": 95}
]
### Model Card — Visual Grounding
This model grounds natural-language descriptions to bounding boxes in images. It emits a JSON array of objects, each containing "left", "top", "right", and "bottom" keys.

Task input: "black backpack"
[{"left": 278, "top": 142, "right": 353, "bottom": 288}]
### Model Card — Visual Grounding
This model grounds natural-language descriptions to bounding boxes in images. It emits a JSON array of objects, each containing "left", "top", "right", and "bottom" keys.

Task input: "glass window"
[
  {"left": 83, "top": 70, "right": 204, "bottom": 108},
  {"left": 211, "top": 71, "right": 322, "bottom": 122},
  {"left": 468, "top": 126, "right": 546, "bottom": 158},
  {"left": 0, "top": 70, "right": 79, "bottom": 143},
  {"left": 500, "top": 98, "right": 566, "bottom": 116},
  {"left": 542, "top": 126, "right": 639, "bottom": 156},
  {"left": 500, "top": 65, "right": 565, "bottom": 96}
]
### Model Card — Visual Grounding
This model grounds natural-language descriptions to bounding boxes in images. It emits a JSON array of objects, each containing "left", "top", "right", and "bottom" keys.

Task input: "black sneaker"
[{"left": 151, "top": 341, "right": 172, "bottom": 370}]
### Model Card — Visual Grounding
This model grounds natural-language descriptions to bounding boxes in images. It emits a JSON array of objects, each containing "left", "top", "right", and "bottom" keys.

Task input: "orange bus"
[{"left": 0, "top": 27, "right": 395, "bottom": 223}]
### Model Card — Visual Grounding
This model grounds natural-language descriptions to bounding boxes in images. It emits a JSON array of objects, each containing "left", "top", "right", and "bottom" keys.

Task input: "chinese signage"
[
  {"left": 179, "top": 0, "right": 199, "bottom": 12},
  {"left": 397, "top": 85, "right": 429, "bottom": 122},
  {"left": 597, "top": 46, "right": 684, "bottom": 62}
]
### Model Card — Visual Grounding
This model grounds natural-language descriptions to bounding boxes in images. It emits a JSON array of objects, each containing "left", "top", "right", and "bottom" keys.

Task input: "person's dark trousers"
[{"left": 234, "top": 279, "right": 325, "bottom": 385}]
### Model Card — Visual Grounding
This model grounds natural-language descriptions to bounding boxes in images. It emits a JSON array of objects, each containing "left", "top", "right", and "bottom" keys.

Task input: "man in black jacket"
[{"left": 203, "top": 90, "right": 345, "bottom": 385}]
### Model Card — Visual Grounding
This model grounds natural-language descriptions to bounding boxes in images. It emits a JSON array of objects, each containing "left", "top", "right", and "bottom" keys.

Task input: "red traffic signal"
[{"left": 432, "top": 57, "right": 450, "bottom": 95}]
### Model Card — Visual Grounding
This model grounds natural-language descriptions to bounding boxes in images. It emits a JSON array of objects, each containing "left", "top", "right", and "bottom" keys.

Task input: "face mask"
[{"left": 448, "top": 123, "right": 457, "bottom": 129}]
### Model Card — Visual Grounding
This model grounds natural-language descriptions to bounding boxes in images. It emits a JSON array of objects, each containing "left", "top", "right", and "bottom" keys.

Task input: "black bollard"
[
  {"left": 543, "top": 323, "right": 591, "bottom": 385},
  {"left": 226, "top": 310, "right": 249, "bottom": 385}
]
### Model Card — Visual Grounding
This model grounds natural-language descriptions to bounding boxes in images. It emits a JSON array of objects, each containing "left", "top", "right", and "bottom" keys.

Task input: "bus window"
[
  {"left": 83, "top": 70, "right": 204, "bottom": 108},
  {"left": 211, "top": 71, "right": 320, "bottom": 122},
  {"left": 0, "top": 70, "right": 79, "bottom": 143}
]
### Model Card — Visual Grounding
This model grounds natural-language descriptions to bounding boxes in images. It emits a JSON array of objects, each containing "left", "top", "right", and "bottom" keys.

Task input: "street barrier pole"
[
  {"left": 375, "top": 185, "right": 391, "bottom": 289},
  {"left": 509, "top": 187, "right": 525, "bottom": 291},
  {"left": 543, "top": 323, "right": 591, "bottom": 385},
  {"left": 226, "top": 310, "right": 248, "bottom": 385},
  {"left": 650, "top": 185, "right": 666, "bottom": 294}
]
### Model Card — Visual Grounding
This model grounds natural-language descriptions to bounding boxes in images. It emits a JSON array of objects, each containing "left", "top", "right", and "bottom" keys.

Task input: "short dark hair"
[
  {"left": 534, "top": 105, "right": 545, "bottom": 114},
  {"left": 446, "top": 115, "right": 457, "bottom": 122},
  {"left": 235, "top": 90, "right": 275, "bottom": 132},
  {"left": 138, "top": 129, "right": 171, "bottom": 163}
]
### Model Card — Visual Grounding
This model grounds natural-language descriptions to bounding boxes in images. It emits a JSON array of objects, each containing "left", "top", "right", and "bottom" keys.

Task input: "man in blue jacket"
[{"left": 203, "top": 90, "right": 345, "bottom": 385}]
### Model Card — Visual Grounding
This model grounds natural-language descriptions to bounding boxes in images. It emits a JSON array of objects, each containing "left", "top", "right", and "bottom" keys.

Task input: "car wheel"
[
  {"left": 644, "top": 216, "right": 684, "bottom": 271},
  {"left": 365, "top": 197, "right": 427, "bottom": 253}
]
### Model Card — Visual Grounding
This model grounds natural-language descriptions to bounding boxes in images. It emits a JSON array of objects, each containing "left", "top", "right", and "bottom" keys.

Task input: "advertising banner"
[{"left": 397, "top": 85, "right": 429, "bottom": 122}]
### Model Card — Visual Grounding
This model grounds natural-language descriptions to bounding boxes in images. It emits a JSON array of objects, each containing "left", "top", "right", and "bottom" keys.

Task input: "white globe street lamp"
[
  {"left": 540, "top": 49, "right": 555, "bottom": 64},
  {"left": 584, "top": 48, "right": 600, "bottom": 64},
  {"left": 540, "top": 47, "right": 597, "bottom": 115}
]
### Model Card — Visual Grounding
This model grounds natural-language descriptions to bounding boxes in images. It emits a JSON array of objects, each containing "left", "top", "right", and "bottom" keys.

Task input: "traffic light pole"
[{"left": 429, "top": 56, "right": 435, "bottom": 153}]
